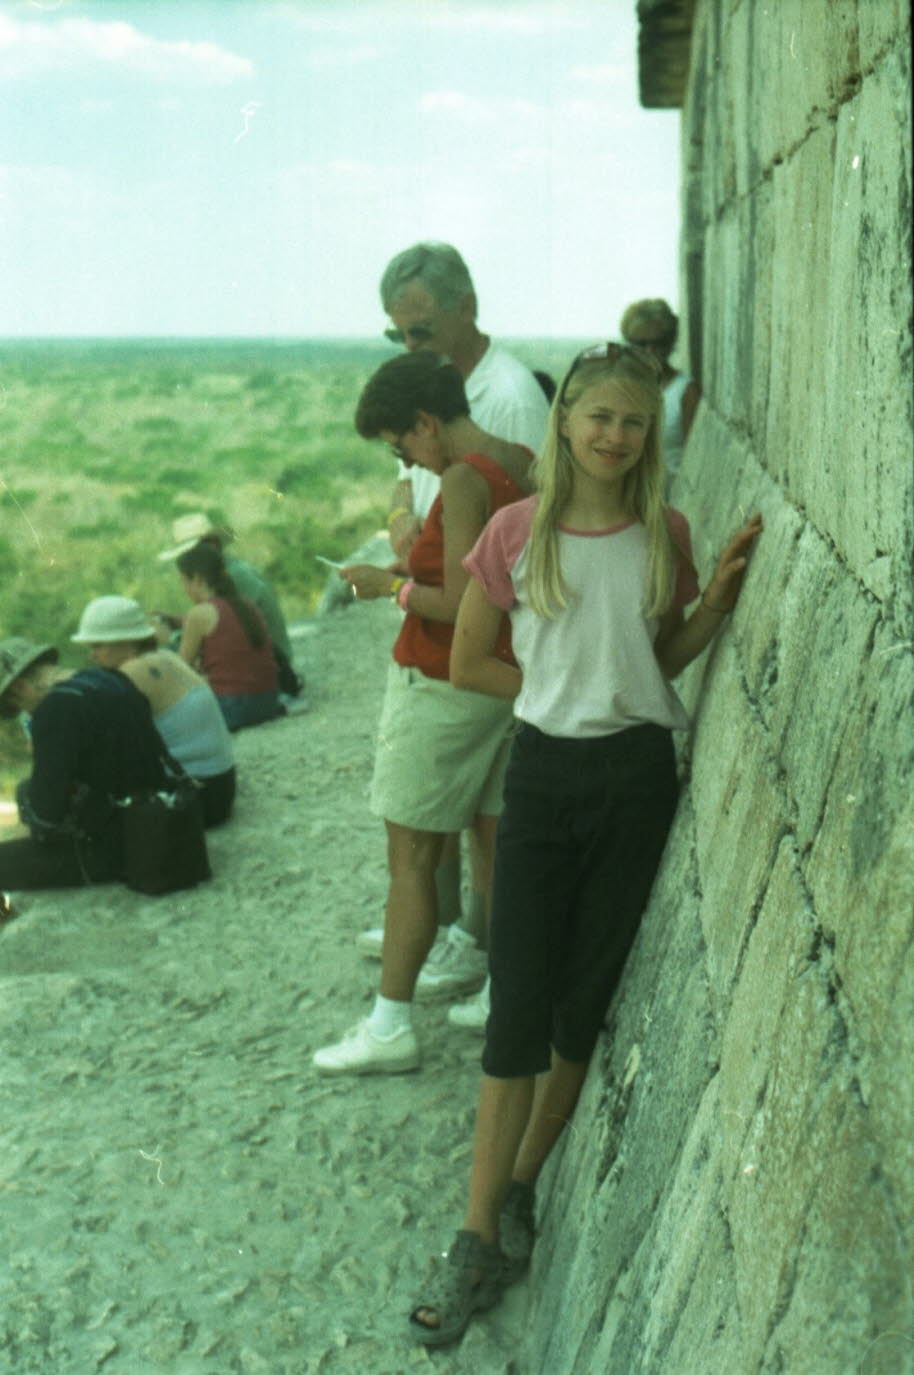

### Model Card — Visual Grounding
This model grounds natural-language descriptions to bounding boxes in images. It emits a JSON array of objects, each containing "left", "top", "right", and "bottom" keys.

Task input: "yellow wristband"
[
  {"left": 389, "top": 577, "right": 405, "bottom": 601},
  {"left": 387, "top": 506, "right": 410, "bottom": 527}
]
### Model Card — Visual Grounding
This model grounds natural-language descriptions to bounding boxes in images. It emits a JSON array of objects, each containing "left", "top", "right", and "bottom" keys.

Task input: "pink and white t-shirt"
[{"left": 463, "top": 495, "right": 700, "bottom": 739}]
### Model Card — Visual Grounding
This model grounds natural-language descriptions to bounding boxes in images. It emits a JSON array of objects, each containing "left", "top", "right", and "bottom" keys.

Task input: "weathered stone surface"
[
  {"left": 762, "top": 1096, "right": 913, "bottom": 1373},
  {"left": 520, "top": 3, "right": 912, "bottom": 1371},
  {"left": 689, "top": 654, "right": 786, "bottom": 1013},
  {"left": 820, "top": 49, "right": 914, "bottom": 616}
]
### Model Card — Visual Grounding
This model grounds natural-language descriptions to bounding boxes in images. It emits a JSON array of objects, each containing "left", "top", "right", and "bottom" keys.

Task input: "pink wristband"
[{"left": 397, "top": 579, "right": 415, "bottom": 612}]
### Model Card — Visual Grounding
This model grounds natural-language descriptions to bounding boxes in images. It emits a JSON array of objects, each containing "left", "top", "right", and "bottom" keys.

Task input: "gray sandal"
[
  {"left": 408, "top": 1229, "right": 506, "bottom": 1347},
  {"left": 499, "top": 1181, "right": 536, "bottom": 1282}
]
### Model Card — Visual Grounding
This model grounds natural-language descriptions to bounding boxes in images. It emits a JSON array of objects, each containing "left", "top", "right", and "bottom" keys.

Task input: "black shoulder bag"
[{"left": 117, "top": 749, "right": 212, "bottom": 896}]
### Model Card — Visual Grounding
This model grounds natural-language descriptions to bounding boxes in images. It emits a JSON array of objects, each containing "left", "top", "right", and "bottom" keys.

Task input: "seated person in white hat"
[
  {"left": 158, "top": 513, "right": 304, "bottom": 702},
  {"left": 0, "top": 634, "right": 167, "bottom": 892},
  {"left": 71, "top": 597, "right": 236, "bottom": 828}
]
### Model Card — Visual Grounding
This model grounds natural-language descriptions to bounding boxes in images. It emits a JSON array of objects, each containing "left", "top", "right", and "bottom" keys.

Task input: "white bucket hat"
[
  {"left": 71, "top": 596, "right": 156, "bottom": 644},
  {"left": 158, "top": 512, "right": 234, "bottom": 562}
]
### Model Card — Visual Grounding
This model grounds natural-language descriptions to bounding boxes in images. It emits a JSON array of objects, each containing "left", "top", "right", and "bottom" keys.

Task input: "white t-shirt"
[
  {"left": 400, "top": 341, "right": 550, "bottom": 519},
  {"left": 464, "top": 496, "right": 699, "bottom": 739}
]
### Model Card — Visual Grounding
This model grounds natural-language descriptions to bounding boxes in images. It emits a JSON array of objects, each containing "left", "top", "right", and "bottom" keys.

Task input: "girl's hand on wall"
[{"left": 704, "top": 514, "right": 763, "bottom": 611}]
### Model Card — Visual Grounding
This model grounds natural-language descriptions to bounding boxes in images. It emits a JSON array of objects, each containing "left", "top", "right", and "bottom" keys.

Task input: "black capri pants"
[{"left": 483, "top": 721, "right": 679, "bottom": 1079}]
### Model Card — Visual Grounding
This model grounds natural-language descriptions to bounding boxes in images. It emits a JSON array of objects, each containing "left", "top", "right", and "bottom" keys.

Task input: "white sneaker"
[
  {"left": 279, "top": 693, "right": 311, "bottom": 716},
  {"left": 356, "top": 926, "right": 385, "bottom": 959},
  {"left": 356, "top": 925, "right": 448, "bottom": 962},
  {"left": 415, "top": 926, "right": 488, "bottom": 1002},
  {"left": 447, "top": 978, "right": 490, "bottom": 1032},
  {"left": 312, "top": 1019, "right": 420, "bottom": 1076}
]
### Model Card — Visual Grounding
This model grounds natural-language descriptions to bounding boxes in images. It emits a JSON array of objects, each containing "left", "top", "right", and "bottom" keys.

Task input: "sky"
[{"left": 0, "top": 0, "right": 683, "bottom": 339}]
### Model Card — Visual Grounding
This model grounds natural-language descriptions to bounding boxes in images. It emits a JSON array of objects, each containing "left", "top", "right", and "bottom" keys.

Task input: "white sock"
[{"left": 368, "top": 993, "right": 412, "bottom": 1039}]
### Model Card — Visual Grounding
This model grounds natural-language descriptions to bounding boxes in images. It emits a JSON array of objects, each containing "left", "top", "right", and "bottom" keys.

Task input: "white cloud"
[
  {"left": 304, "top": 43, "right": 381, "bottom": 69},
  {"left": 275, "top": 1, "right": 584, "bottom": 38},
  {"left": 570, "top": 62, "right": 630, "bottom": 85},
  {"left": 0, "top": 15, "right": 253, "bottom": 83},
  {"left": 418, "top": 89, "right": 544, "bottom": 127}
]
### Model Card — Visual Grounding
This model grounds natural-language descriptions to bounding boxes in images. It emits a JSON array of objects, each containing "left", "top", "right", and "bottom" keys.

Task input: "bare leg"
[
  {"left": 435, "top": 832, "right": 462, "bottom": 926},
  {"left": 459, "top": 812, "right": 499, "bottom": 947},
  {"left": 380, "top": 822, "right": 445, "bottom": 1002},
  {"left": 512, "top": 1051, "right": 589, "bottom": 1187},
  {"left": 412, "top": 1071, "right": 534, "bottom": 1332},
  {"left": 463, "top": 1074, "right": 536, "bottom": 1243}
]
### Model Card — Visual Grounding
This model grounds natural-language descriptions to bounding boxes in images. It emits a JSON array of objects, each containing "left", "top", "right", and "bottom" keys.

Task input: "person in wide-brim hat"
[
  {"left": 0, "top": 638, "right": 60, "bottom": 719},
  {"left": 70, "top": 596, "right": 158, "bottom": 646},
  {"left": 157, "top": 513, "right": 235, "bottom": 563}
]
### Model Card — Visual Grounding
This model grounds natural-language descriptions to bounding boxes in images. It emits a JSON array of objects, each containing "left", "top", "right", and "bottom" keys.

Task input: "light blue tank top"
[{"left": 154, "top": 684, "right": 234, "bottom": 778}]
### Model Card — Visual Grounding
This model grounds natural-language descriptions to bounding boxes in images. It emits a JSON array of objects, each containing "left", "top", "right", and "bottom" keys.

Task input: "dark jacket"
[{"left": 19, "top": 668, "right": 167, "bottom": 851}]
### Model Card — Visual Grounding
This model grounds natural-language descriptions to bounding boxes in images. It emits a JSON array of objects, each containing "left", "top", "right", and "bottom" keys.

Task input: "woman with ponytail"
[{"left": 176, "top": 542, "right": 281, "bottom": 732}]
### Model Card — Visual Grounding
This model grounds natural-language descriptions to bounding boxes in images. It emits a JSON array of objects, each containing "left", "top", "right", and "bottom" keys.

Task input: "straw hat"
[
  {"left": 158, "top": 512, "right": 234, "bottom": 562},
  {"left": 71, "top": 596, "right": 156, "bottom": 644},
  {"left": 0, "top": 638, "right": 59, "bottom": 718}
]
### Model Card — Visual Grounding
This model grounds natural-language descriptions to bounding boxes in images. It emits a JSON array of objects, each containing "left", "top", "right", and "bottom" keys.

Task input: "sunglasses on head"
[
  {"left": 558, "top": 341, "right": 664, "bottom": 403},
  {"left": 383, "top": 324, "right": 435, "bottom": 345}
]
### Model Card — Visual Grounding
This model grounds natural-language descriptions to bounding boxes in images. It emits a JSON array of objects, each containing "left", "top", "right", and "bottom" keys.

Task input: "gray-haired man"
[{"left": 364, "top": 242, "right": 550, "bottom": 1028}]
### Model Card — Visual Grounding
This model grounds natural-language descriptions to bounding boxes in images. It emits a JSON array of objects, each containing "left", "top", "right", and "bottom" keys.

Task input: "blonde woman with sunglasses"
[{"left": 408, "top": 342, "right": 762, "bottom": 1347}]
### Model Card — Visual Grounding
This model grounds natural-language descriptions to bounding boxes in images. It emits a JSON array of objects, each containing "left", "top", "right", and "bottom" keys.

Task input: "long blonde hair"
[{"left": 526, "top": 346, "right": 676, "bottom": 620}]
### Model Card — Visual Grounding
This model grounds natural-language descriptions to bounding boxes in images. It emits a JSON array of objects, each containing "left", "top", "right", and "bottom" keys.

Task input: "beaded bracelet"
[{"left": 387, "top": 506, "right": 410, "bottom": 528}]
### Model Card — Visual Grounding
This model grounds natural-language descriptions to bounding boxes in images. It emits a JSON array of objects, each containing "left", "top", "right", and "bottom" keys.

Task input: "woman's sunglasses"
[{"left": 558, "top": 341, "right": 663, "bottom": 403}]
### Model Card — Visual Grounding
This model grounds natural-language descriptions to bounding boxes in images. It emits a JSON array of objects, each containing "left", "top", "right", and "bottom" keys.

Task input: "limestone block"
[
  {"left": 864, "top": 954, "right": 914, "bottom": 1232},
  {"left": 724, "top": 963, "right": 855, "bottom": 1364},
  {"left": 727, "top": 474, "right": 803, "bottom": 703},
  {"left": 725, "top": 1, "right": 758, "bottom": 201},
  {"left": 761, "top": 1099, "right": 913, "bottom": 1374},
  {"left": 773, "top": 537, "right": 878, "bottom": 850},
  {"left": 857, "top": 0, "right": 912, "bottom": 74},
  {"left": 698, "top": 216, "right": 744, "bottom": 426},
  {"left": 808, "top": 618, "right": 912, "bottom": 1067},
  {"left": 742, "top": 181, "right": 776, "bottom": 450},
  {"left": 688, "top": 643, "right": 786, "bottom": 1011},
  {"left": 766, "top": 121, "right": 837, "bottom": 490},
  {"left": 818, "top": 56, "right": 914, "bottom": 613},
  {"left": 673, "top": 397, "right": 756, "bottom": 549},
  {"left": 738, "top": 521, "right": 878, "bottom": 850},
  {"left": 616, "top": 1075, "right": 743, "bottom": 1373},
  {"left": 718, "top": 840, "right": 816, "bottom": 1170},
  {"left": 745, "top": 0, "right": 859, "bottom": 175}
]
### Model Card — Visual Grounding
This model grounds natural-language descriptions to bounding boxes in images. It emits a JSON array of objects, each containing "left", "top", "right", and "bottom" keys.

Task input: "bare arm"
[
  {"left": 387, "top": 475, "right": 421, "bottom": 563},
  {"left": 450, "top": 577, "right": 522, "bottom": 700},
  {"left": 344, "top": 463, "right": 489, "bottom": 624},
  {"left": 179, "top": 602, "right": 217, "bottom": 669},
  {"left": 654, "top": 514, "right": 763, "bottom": 678}
]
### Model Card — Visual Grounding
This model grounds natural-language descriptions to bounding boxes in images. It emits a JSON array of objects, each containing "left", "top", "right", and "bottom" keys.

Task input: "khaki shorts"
[{"left": 370, "top": 662, "right": 515, "bottom": 832}]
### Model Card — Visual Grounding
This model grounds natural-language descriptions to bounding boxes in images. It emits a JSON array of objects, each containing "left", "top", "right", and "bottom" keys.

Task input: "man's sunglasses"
[
  {"left": 558, "top": 341, "right": 664, "bottom": 403},
  {"left": 384, "top": 324, "right": 435, "bottom": 345}
]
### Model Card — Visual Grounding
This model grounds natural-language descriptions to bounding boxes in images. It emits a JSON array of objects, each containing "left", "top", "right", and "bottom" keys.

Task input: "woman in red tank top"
[{"left": 312, "top": 351, "right": 534, "bottom": 1078}]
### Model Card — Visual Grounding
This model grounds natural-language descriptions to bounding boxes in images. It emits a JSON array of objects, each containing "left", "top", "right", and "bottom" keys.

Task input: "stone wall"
[{"left": 521, "top": 3, "right": 913, "bottom": 1371}]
